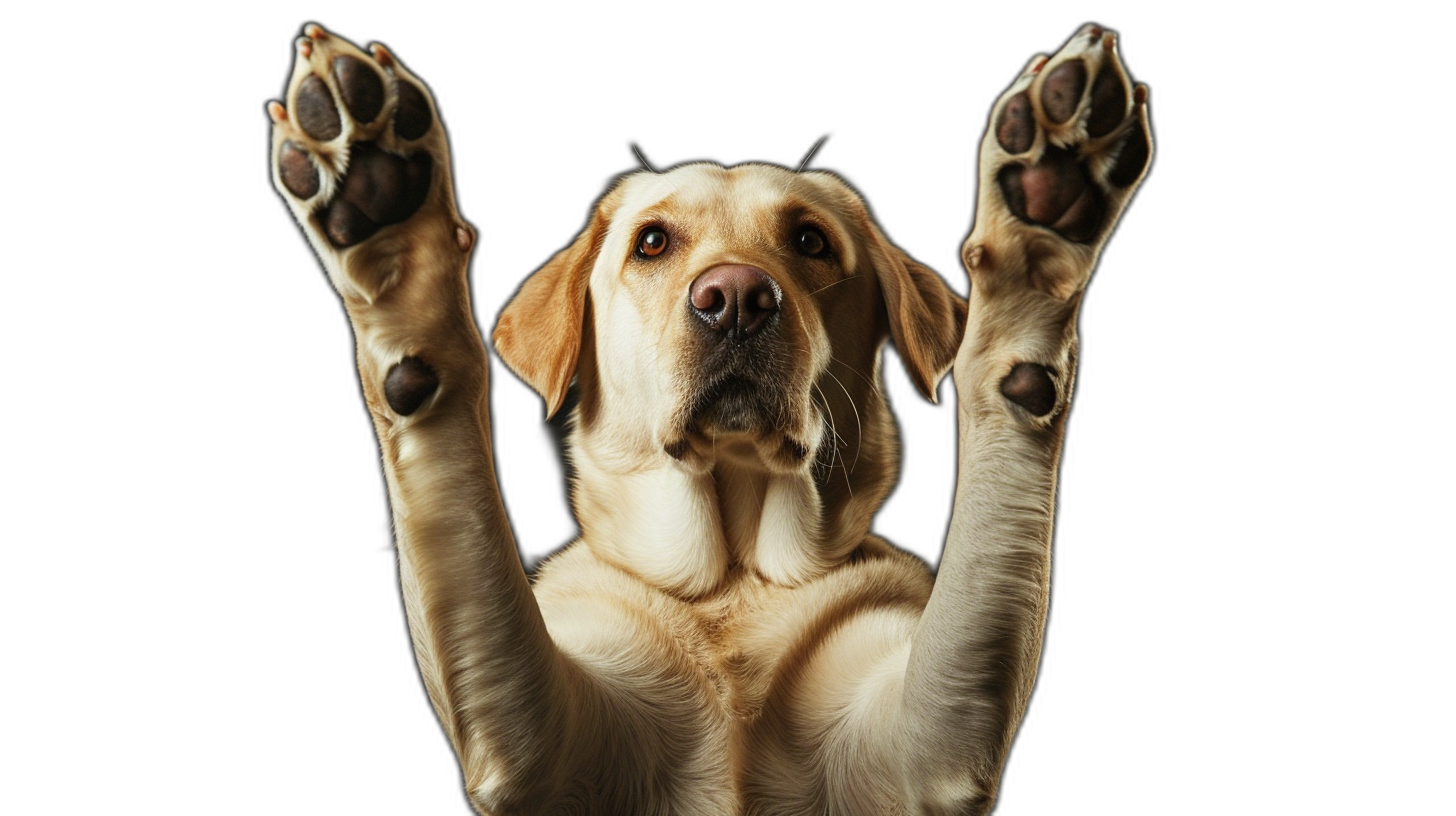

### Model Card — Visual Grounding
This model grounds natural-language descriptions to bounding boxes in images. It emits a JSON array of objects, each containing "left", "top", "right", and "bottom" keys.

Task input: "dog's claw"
[
  {"left": 304, "top": 23, "right": 328, "bottom": 41},
  {"left": 267, "top": 100, "right": 288, "bottom": 124},
  {"left": 369, "top": 43, "right": 394, "bottom": 67},
  {"left": 297, "top": 36, "right": 312, "bottom": 58}
]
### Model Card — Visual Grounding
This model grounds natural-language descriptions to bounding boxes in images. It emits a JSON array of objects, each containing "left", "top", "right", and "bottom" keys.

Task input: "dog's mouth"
[
  {"left": 689, "top": 374, "right": 780, "bottom": 434},
  {"left": 663, "top": 372, "right": 813, "bottom": 468},
  {"left": 662, "top": 298, "right": 822, "bottom": 469}
]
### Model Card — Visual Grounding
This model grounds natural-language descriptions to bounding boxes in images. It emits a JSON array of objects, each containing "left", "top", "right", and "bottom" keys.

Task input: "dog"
[{"left": 268, "top": 21, "right": 1151, "bottom": 815}]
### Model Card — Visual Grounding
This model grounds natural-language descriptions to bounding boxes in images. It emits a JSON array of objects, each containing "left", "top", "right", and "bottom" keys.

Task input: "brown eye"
[
  {"left": 795, "top": 225, "right": 829, "bottom": 259},
  {"left": 636, "top": 227, "right": 668, "bottom": 258}
]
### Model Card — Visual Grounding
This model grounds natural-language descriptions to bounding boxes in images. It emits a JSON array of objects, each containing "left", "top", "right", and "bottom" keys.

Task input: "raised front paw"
[
  {"left": 267, "top": 23, "right": 470, "bottom": 303},
  {"left": 966, "top": 24, "right": 1152, "bottom": 300}
]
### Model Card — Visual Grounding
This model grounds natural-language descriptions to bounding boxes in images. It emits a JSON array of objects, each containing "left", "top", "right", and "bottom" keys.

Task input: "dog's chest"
[
  {"left": 686, "top": 579, "right": 790, "bottom": 721},
  {"left": 534, "top": 540, "right": 932, "bottom": 724}
]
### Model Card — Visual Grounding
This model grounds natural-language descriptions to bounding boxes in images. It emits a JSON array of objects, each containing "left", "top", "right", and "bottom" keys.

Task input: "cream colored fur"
[{"left": 268, "top": 22, "right": 1151, "bottom": 816}]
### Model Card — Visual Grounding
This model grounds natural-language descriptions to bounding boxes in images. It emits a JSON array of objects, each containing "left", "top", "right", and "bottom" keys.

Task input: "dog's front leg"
[
  {"left": 267, "top": 25, "right": 570, "bottom": 813},
  {"left": 898, "top": 26, "right": 1152, "bottom": 814}
]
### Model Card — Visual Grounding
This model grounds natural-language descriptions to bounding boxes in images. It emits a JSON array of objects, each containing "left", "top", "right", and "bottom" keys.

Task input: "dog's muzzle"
[{"left": 681, "top": 264, "right": 792, "bottom": 435}]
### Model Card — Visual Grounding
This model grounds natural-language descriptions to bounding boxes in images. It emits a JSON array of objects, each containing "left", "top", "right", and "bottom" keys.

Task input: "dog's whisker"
[
  {"left": 823, "top": 368, "right": 864, "bottom": 475},
  {"left": 811, "top": 383, "right": 845, "bottom": 478},
  {"left": 829, "top": 354, "right": 880, "bottom": 392},
  {"left": 795, "top": 134, "right": 829, "bottom": 172},
  {"left": 808, "top": 275, "right": 863, "bottom": 297},
  {"left": 812, "top": 382, "right": 855, "bottom": 498},
  {"left": 630, "top": 143, "right": 659, "bottom": 174},
  {"left": 811, "top": 383, "right": 838, "bottom": 474}
]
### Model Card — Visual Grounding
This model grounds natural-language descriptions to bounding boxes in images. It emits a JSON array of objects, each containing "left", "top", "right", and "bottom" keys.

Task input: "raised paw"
[
  {"left": 267, "top": 23, "right": 468, "bottom": 302},
  {"left": 966, "top": 24, "right": 1152, "bottom": 300}
]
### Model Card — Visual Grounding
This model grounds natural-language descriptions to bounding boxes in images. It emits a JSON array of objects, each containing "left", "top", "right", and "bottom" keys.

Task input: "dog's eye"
[
  {"left": 635, "top": 227, "right": 669, "bottom": 259},
  {"left": 794, "top": 226, "right": 830, "bottom": 259}
]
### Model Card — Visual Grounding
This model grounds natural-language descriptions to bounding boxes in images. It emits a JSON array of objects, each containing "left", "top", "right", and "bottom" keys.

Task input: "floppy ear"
[
  {"left": 869, "top": 224, "right": 968, "bottom": 403},
  {"left": 492, "top": 209, "right": 608, "bottom": 418}
]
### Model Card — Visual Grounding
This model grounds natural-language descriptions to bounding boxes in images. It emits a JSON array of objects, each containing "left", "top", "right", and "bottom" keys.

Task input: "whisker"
[
  {"left": 823, "top": 368, "right": 863, "bottom": 475},
  {"left": 630, "top": 143, "right": 659, "bottom": 173},
  {"left": 830, "top": 354, "right": 879, "bottom": 391},
  {"left": 797, "top": 134, "right": 832, "bottom": 172},
  {"left": 811, "top": 383, "right": 841, "bottom": 476},
  {"left": 812, "top": 383, "right": 853, "bottom": 497},
  {"left": 809, "top": 276, "right": 862, "bottom": 297}
]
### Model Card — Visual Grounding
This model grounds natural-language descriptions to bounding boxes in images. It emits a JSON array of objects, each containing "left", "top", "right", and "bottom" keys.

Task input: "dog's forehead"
[{"left": 610, "top": 163, "right": 855, "bottom": 227}]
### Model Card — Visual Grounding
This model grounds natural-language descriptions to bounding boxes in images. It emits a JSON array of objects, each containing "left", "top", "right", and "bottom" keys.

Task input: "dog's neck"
[{"left": 566, "top": 384, "right": 898, "bottom": 597}]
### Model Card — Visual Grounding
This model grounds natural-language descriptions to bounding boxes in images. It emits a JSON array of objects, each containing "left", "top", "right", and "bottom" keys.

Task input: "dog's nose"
[{"left": 689, "top": 265, "right": 780, "bottom": 341}]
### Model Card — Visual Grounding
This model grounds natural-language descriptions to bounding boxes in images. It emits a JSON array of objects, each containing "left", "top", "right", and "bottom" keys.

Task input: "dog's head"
[{"left": 494, "top": 162, "right": 964, "bottom": 591}]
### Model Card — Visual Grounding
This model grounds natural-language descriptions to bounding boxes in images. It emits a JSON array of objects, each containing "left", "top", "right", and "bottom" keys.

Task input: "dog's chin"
[
  {"left": 693, "top": 378, "right": 769, "bottom": 434},
  {"left": 664, "top": 376, "right": 814, "bottom": 472}
]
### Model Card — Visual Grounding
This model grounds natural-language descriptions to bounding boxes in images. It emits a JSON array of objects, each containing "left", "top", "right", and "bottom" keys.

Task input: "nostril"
[
  {"left": 691, "top": 282, "right": 727, "bottom": 314},
  {"left": 688, "top": 265, "right": 780, "bottom": 340}
]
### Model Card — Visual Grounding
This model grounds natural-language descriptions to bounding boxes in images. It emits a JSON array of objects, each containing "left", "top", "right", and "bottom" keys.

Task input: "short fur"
[{"left": 268, "top": 22, "right": 1151, "bottom": 816}]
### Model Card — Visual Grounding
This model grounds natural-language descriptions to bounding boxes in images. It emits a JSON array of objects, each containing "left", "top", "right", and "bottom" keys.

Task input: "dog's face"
[{"left": 495, "top": 162, "right": 965, "bottom": 588}]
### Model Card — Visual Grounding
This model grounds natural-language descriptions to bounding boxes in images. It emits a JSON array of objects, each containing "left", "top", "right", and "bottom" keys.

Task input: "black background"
[{"left": 199, "top": 9, "right": 1257, "bottom": 810}]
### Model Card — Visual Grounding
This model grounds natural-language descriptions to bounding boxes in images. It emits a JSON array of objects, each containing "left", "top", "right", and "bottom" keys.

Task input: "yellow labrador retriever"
[{"left": 268, "top": 22, "right": 1151, "bottom": 815}]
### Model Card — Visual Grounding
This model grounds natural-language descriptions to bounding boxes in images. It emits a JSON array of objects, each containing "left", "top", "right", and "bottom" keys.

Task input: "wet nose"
[{"left": 688, "top": 264, "right": 780, "bottom": 341}]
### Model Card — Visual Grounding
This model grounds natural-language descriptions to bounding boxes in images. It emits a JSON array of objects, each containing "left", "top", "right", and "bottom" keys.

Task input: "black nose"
[{"left": 689, "top": 264, "right": 780, "bottom": 341}]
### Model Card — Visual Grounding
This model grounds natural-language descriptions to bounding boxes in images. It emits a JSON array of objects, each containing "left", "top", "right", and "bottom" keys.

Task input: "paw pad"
[
  {"left": 270, "top": 25, "right": 442, "bottom": 250},
  {"left": 385, "top": 356, "right": 439, "bottom": 415},
  {"left": 296, "top": 75, "right": 342, "bottom": 141},
  {"left": 394, "top": 81, "right": 433, "bottom": 140},
  {"left": 320, "top": 143, "right": 432, "bottom": 247},
  {"left": 332, "top": 55, "right": 385, "bottom": 124},
  {"left": 278, "top": 141, "right": 319, "bottom": 199},
  {"left": 984, "top": 24, "right": 1152, "bottom": 246},
  {"left": 1000, "top": 363, "right": 1057, "bottom": 417}
]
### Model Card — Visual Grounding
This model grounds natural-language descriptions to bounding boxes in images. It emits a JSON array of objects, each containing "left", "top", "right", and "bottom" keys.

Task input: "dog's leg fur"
[
  {"left": 898, "top": 26, "right": 1152, "bottom": 814},
  {"left": 267, "top": 26, "right": 572, "bottom": 812}
]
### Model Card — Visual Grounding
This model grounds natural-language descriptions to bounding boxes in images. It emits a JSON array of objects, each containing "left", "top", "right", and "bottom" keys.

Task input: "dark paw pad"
[
  {"left": 394, "top": 80, "right": 433, "bottom": 140},
  {"left": 997, "top": 147, "right": 1107, "bottom": 243},
  {"left": 1041, "top": 59, "right": 1087, "bottom": 124},
  {"left": 1000, "top": 363, "right": 1058, "bottom": 416},
  {"left": 1086, "top": 65, "right": 1127, "bottom": 138},
  {"left": 332, "top": 55, "right": 385, "bottom": 124},
  {"left": 278, "top": 141, "right": 319, "bottom": 199},
  {"left": 315, "top": 142, "right": 433, "bottom": 247},
  {"left": 385, "top": 356, "right": 439, "bottom": 415},
  {"left": 296, "top": 75, "right": 342, "bottom": 141},
  {"left": 996, "top": 92, "right": 1036, "bottom": 155},
  {"left": 1108, "top": 125, "right": 1151, "bottom": 188}
]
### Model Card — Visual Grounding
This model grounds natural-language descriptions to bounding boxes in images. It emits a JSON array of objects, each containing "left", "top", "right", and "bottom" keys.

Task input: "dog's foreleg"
[
  {"left": 267, "top": 25, "right": 571, "bottom": 813},
  {"left": 898, "top": 25, "right": 1152, "bottom": 814}
]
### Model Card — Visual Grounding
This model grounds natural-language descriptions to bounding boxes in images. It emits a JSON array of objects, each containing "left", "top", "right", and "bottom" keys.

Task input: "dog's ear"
[
  {"left": 868, "top": 224, "right": 968, "bottom": 403},
  {"left": 493, "top": 206, "right": 609, "bottom": 418}
]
